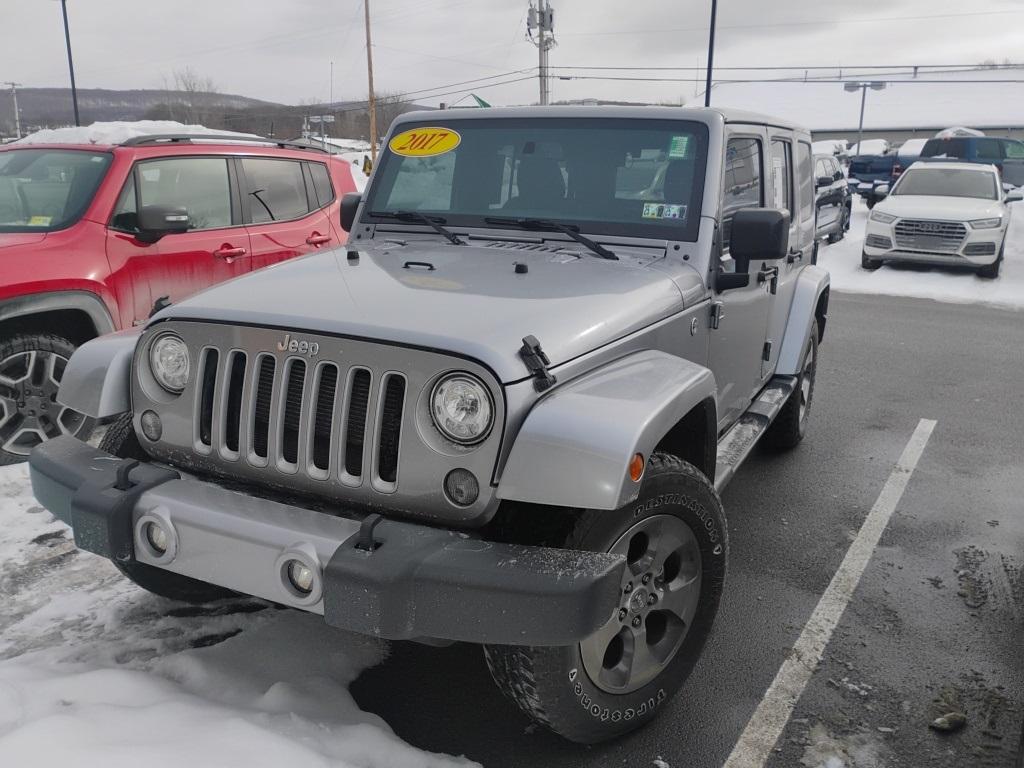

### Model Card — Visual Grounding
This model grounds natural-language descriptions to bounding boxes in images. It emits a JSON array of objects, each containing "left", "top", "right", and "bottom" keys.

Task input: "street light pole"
[
  {"left": 704, "top": 0, "right": 717, "bottom": 107},
  {"left": 60, "top": 0, "right": 80, "bottom": 126},
  {"left": 845, "top": 81, "right": 886, "bottom": 160}
]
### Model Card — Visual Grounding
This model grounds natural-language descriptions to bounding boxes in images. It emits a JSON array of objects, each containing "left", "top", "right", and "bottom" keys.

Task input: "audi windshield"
[
  {"left": 0, "top": 148, "right": 113, "bottom": 233},
  {"left": 893, "top": 167, "right": 999, "bottom": 200},
  {"left": 364, "top": 118, "right": 710, "bottom": 242}
]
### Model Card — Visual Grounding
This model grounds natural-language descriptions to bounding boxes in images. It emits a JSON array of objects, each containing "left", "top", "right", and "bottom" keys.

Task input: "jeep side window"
[
  {"left": 135, "top": 157, "right": 233, "bottom": 230},
  {"left": 307, "top": 162, "right": 335, "bottom": 208},
  {"left": 721, "top": 137, "right": 763, "bottom": 250},
  {"left": 975, "top": 139, "right": 1001, "bottom": 161},
  {"left": 770, "top": 139, "right": 793, "bottom": 220},
  {"left": 110, "top": 173, "right": 138, "bottom": 232},
  {"left": 796, "top": 141, "right": 814, "bottom": 224}
]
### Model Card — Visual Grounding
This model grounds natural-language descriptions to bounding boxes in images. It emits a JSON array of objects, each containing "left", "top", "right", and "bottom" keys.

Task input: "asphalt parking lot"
[
  {"left": 349, "top": 291, "right": 1024, "bottom": 767},
  {"left": 2, "top": 290, "right": 1021, "bottom": 768}
]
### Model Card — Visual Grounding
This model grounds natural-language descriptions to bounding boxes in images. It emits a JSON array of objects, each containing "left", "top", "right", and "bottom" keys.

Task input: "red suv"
[{"left": 0, "top": 134, "right": 357, "bottom": 464}]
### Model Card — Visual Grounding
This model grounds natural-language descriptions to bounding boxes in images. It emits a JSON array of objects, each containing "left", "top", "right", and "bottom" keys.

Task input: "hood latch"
[{"left": 519, "top": 335, "right": 557, "bottom": 392}]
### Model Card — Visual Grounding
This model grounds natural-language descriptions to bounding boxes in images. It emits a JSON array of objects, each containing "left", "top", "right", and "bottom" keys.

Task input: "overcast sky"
[{"left": 3, "top": 0, "right": 1022, "bottom": 108}]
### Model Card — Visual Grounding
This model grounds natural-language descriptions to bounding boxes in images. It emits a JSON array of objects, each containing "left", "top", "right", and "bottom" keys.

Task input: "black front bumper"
[{"left": 29, "top": 436, "right": 625, "bottom": 646}]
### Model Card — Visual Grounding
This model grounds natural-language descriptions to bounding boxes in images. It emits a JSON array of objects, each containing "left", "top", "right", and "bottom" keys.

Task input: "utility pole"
[
  {"left": 364, "top": 0, "right": 378, "bottom": 163},
  {"left": 4, "top": 82, "right": 22, "bottom": 139},
  {"left": 528, "top": 1, "right": 555, "bottom": 105},
  {"left": 704, "top": 0, "right": 717, "bottom": 107},
  {"left": 60, "top": 0, "right": 80, "bottom": 126}
]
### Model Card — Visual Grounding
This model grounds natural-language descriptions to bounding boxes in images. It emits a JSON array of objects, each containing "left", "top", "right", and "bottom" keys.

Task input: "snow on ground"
[
  {"left": 818, "top": 197, "right": 1024, "bottom": 311},
  {"left": 0, "top": 463, "right": 476, "bottom": 768},
  {"left": 15, "top": 121, "right": 260, "bottom": 146}
]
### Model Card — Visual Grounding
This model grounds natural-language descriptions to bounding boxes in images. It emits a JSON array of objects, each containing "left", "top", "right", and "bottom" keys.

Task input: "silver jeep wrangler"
[{"left": 29, "top": 106, "right": 828, "bottom": 743}]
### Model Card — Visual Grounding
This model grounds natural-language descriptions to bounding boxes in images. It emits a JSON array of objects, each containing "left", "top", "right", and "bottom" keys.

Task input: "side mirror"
[
  {"left": 875, "top": 184, "right": 890, "bottom": 197},
  {"left": 340, "top": 192, "right": 362, "bottom": 232},
  {"left": 729, "top": 208, "right": 790, "bottom": 274},
  {"left": 1005, "top": 188, "right": 1023, "bottom": 203},
  {"left": 136, "top": 205, "right": 190, "bottom": 243},
  {"left": 816, "top": 176, "right": 833, "bottom": 189}
]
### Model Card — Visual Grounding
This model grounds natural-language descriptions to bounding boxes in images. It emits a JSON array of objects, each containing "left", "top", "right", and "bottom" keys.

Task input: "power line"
[
  {"left": 555, "top": 76, "right": 1024, "bottom": 85},
  {"left": 558, "top": 9, "right": 1024, "bottom": 37},
  {"left": 549, "top": 63, "right": 1024, "bottom": 72}
]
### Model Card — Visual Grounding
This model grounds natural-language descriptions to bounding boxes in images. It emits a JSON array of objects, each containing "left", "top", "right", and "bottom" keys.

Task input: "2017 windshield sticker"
[
  {"left": 669, "top": 135, "right": 691, "bottom": 158},
  {"left": 388, "top": 127, "right": 462, "bottom": 157},
  {"left": 643, "top": 203, "right": 686, "bottom": 220}
]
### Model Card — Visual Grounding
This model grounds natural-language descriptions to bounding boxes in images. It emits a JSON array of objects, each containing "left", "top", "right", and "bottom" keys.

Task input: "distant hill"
[
  {"left": 1, "top": 87, "right": 431, "bottom": 142},
  {"left": 1, "top": 88, "right": 279, "bottom": 132}
]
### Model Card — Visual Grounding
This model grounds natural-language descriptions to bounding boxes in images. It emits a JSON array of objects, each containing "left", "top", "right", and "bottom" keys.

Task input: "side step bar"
[{"left": 714, "top": 375, "right": 798, "bottom": 492}]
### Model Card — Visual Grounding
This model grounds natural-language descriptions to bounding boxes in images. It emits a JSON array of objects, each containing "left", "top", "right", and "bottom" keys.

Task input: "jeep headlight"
[
  {"left": 869, "top": 210, "right": 897, "bottom": 224},
  {"left": 149, "top": 333, "right": 190, "bottom": 393},
  {"left": 431, "top": 373, "right": 493, "bottom": 444},
  {"left": 968, "top": 217, "right": 1002, "bottom": 229}
]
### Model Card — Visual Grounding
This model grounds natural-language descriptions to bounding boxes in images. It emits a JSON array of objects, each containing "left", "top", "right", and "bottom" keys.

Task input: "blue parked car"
[
  {"left": 847, "top": 154, "right": 897, "bottom": 209},
  {"left": 919, "top": 135, "right": 1024, "bottom": 187}
]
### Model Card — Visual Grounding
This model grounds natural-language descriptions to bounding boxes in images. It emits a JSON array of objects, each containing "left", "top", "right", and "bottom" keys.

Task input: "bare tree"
[{"left": 170, "top": 67, "right": 218, "bottom": 125}]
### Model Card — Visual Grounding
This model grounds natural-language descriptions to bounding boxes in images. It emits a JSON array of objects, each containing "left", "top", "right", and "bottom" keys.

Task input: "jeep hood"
[
  {"left": 0, "top": 232, "right": 47, "bottom": 250},
  {"left": 158, "top": 241, "right": 698, "bottom": 383}
]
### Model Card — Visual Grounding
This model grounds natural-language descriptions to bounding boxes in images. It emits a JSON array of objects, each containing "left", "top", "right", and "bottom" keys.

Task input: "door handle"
[
  {"left": 213, "top": 246, "right": 247, "bottom": 259},
  {"left": 306, "top": 233, "right": 332, "bottom": 246}
]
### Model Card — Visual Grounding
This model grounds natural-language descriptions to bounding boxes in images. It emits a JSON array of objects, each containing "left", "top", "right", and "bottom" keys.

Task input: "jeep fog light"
[
  {"left": 286, "top": 559, "right": 315, "bottom": 594},
  {"left": 145, "top": 521, "right": 169, "bottom": 554},
  {"left": 140, "top": 410, "right": 162, "bottom": 441},
  {"left": 444, "top": 468, "right": 479, "bottom": 506}
]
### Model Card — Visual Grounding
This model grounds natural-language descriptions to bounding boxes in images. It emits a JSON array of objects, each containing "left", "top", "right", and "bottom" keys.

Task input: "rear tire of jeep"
[
  {"left": 99, "top": 414, "right": 236, "bottom": 604},
  {"left": 861, "top": 252, "right": 882, "bottom": 270},
  {"left": 0, "top": 333, "right": 95, "bottom": 465},
  {"left": 483, "top": 454, "right": 727, "bottom": 744},
  {"left": 764, "top": 319, "right": 818, "bottom": 451}
]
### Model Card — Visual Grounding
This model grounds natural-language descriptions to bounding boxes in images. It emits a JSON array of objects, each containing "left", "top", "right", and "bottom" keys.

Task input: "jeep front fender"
[
  {"left": 776, "top": 265, "right": 829, "bottom": 375},
  {"left": 57, "top": 329, "right": 140, "bottom": 418},
  {"left": 497, "top": 350, "right": 716, "bottom": 511}
]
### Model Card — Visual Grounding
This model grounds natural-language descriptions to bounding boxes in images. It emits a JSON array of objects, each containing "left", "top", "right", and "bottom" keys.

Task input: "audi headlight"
[
  {"left": 149, "top": 334, "right": 190, "bottom": 393},
  {"left": 968, "top": 217, "right": 1002, "bottom": 229},
  {"left": 869, "top": 210, "right": 897, "bottom": 224},
  {"left": 431, "top": 373, "right": 493, "bottom": 444}
]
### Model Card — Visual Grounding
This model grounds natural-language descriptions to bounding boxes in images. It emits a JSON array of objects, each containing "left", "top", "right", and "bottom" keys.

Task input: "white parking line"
[{"left": 722, "top": 418, "right": 937, "bottom": 768}]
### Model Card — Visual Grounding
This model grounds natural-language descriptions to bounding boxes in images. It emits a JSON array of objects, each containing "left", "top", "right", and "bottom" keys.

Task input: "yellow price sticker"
[{"left": 388, "top": 127, "right": 461, "bottom": 158}]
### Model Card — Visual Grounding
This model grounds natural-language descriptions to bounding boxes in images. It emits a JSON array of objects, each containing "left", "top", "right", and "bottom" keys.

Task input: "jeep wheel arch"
[{"left": 497, "top": 351, "right": 717, "bottom": 511}]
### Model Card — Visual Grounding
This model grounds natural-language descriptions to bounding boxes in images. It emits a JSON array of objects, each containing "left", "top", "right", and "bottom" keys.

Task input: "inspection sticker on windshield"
[
  {"left": 668, "top": 135, "right": 691, "bottom": 158},
  {"left": 643, "top": 203, "right": 686, "bottom": 220},
  {"left": 388, "top": 127, "right": 461, "bottom": 157},
  {"left": 28, "top": 216, "right": 52, "bottom": 226}
]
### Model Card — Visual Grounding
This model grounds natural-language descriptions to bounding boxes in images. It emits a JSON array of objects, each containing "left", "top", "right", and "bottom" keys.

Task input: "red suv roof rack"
[{"left": 120, "top": 134, "right": 327, "bottom": 152}]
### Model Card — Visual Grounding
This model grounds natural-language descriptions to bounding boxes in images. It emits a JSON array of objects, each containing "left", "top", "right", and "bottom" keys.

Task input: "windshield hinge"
[{"left": 519, "top": 335, "right": 557, "bottom": 392}]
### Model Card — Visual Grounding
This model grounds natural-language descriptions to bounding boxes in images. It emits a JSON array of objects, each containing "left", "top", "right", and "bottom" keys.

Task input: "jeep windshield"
[
  {"left": 0, "top": 148, "right": 113, "bottom": 233},
  {"left": 364, "top": 118, "right": 709, "bottom": 242}
]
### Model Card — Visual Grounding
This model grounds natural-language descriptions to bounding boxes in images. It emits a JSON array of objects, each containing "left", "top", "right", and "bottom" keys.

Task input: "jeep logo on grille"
[{"left": 276, "top": 333, "right": 320, "bottom": 357}]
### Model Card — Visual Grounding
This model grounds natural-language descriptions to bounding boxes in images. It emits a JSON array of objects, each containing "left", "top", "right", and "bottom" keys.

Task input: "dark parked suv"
[{"left": 814, "top": 153, "right": 851, "bottom": 242}]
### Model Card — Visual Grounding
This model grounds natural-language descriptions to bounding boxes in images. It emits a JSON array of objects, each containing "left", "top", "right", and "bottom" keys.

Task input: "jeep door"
[
  {"left": 707, "top": 131, "right": 775, "bottom": 429},
  {"left": 105, "top": 155, "right": 251, "bottom": 325},
  {"left": 237, "top": 157, "right": 335, "bottom": 270}
]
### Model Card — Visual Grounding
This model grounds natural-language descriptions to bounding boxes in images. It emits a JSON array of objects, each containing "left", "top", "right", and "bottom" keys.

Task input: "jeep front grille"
[
  {"left": 893, "top": 219, "right": 966, "bottom": 253},
  {"left": 194, "top": 347, "right": 406, "bottom": 488}
]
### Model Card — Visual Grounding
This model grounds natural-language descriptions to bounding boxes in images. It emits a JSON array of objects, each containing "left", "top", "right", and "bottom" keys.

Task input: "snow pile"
[
  {"left": 818, "top": 198, "right": 1024, "bottom": 310},
  {"left": 846, "top": 139, "right": 889, "bottom": 157},
  {"left": 16, "top": 121, "right": 259, "bottom": 146},
  {"left": 895, "top": 138, "right": 927, "bottom": 158},
  {"left": 0, "top": 464, "right": 476, "bottom": 768},
  {"left": 935, "top": 126, "right": 985, "bottom": 138},
  {"left": 812, "top": 139, "right": 848, "bottom": 157}
]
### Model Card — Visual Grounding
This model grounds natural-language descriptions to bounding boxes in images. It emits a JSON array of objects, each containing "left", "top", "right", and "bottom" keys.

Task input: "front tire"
[
  {"left": 977, "top": 241, "right": 1004, "bottom": 279},
  {"left": 0, "top": 333, "right": 95, "bottom": 465},
  {"left": 765, "top": 319, "right": 818, "bottom": 450},
  {"left": 862, "top": 251, "right": 882, "bottom": 270},
  {"left": 99, "top": 415, "right": 235, "bottom": 603},
  {"left": 484, "top": 454, "right": 727, "bottom": 743}
]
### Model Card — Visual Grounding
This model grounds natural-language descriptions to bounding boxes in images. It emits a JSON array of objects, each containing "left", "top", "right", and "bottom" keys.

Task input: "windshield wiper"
[
  {"left": 483, "top": 217, "right": 618, "bottom": 260},
  {"left": 368, "top": 210, "right": 465, "bottom": 245}
]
